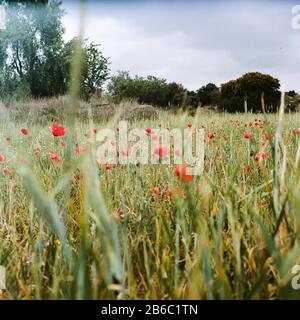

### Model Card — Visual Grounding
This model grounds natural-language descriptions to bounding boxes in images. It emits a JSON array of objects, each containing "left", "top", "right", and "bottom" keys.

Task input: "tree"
[
  {"left": 108, "top": 71, "right": 170, "bottom": 107},
  {"left": 220, "top": 72, "right": 281, "bottom": 113},
  {"left": 63, "top": 39, "right": 110, "bottom": 100},
  {"left": 197, "top": 83, "right": 220, "bottom": 106},
  {"left": 0, "top": 1, "right": 66, "bottom": 98},
  {"left": 167, "top": 82, "right": 187, "bottom": 107},
  {"left": 0, "top": 1, "right": 109, "bottom": 100}
]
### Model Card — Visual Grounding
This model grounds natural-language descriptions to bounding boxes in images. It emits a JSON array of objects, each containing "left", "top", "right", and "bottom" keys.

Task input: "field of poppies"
[{"left": 0, "top": 102, "right": 300, "bottom": 300}]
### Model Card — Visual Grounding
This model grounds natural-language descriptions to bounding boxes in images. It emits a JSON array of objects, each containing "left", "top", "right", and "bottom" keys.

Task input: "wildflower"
[
  {"left": 263, "top": 132, "right": 274, "bottom": 140},
  {"left": 175, "top": 148, "right": 181, "bottom": 156},
  {"left": 155, "top": 145, "right": 168, "bottom": 158},
  {"left": 255, "top": 150, "right": 267, "bottom": 162},
  {"left": 166, "top": 187, "right": 172, "bottom": 199},
  {"left": 153, "top": 186, "right": 161, "bottom": 195},
  {"left": 187, "top": 123, "right": 192, "bottom": 129},
  {"left": 207, "top": 132, "right": 215, "bottom": 139},
  {"left": 292, "top": 129, "right": 300, "bottom": 135},
  {"left": 175, "top": 164, "right": 193, "bottom": 183},
  {"left": 93, "top": 128, "right": 97, "bottom": 134},
  {"left": 243, "top": 133, "right": 252, "bottom": 139},
  {"left": 34, "top": 147, "right": 41, "bottom": 156},
  {"left": 51, "top": 124, "right": 66, "bottom": 137},
  {"left": 244, "top": 165, "right": 252, "bottom": 173},
  {"left": 152, "top": 134, "right": 159, "bottom": 141},
  {"left": 50, "top": 152, "right": 61, "bottom": 165},
  {"left": 2, "top": 166, "right": 10, "bottom": 175},
  {"left": 118, "top": 208, "right": 124, "bottom": 222},
  {"left": 174, "top": 185, "right": 187, "bottom": 196},
  {"left": 145, "top": 128, "right": 152, "bottom": 135},
  {"left": 21, "top": 128, "right": 28, "bottom": 135},
  {"left": 106, "top": 164, "right": 111, "bottom": 171},
  {"left": 60, "top": 141, "right": 65, "bottom": 147},
  {"left": 0, "top": 154, "right": 4, "bottom": 162}
]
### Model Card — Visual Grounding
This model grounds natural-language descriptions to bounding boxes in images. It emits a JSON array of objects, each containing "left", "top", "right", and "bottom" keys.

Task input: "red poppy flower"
[
  {"left": 152, "top": 134, "right": 159, "bottom": 141},
  {"left": 106, "top": 164, "right": 111, "bottom": 171},
  {"left": 187, "top": 123, "right": 192, "bottom": 129},
  {"left": 207, "top": 132, "right": 215, "bottom": 139},
  {"left": 175, "top": 164, "right": 193, "bottom": 183},
  {"left": 174, "top": 185, "right": 187, "bottom": 196},
  {"left": 60, "top": 141, "right": 65, "bottom": 147},
  {"left": 224, "top": 135, "right": 229, "bottom": 141},
  {"left": 34, "top": 147, "right": 41, "bottom": 156},
  {"left": 255, "top": 150, "right": 267, "bottom": 162},
  {"left": 243, "top": 133, "right": 252, "bottom": 139},
  {"left": 93, "top": 128, "right": 97, "bottom": 134},
  {"left": 292, "top": 130, "right": 300, "bottom": 135},
  {"left": 0, "top": 154, "right": 4, "bottom": 162},
  {"left": 153, "top": 186, "right": 161, "bottom": 195},
  {"left": 2, "top": 166, "right": 10, "bottom": 175},
  {"left": 145, "top": 128, "right": 152, "bottom": 135},
  {"left": 166, "top": 187, "right": 172, "bottom": 199},
  {"left": 50, "top": 152, "right": 61, "bottom": 165},
  {"left": 118, "top": 208, "right": 124, "bottom": 222},
  {"left": 155, "top": 145, "right": 168, "bottom": 158},
  {"left": 51, "top": 124, "right": 66, "bottom": 137},
  {"left": 244, "top": 165, "right": 252, "bottom": 173},
  {"left": 175, "top": 148, "right": 181, "bottom": 156},
  {"left": 263, "top": 132, "right": 274, "bottom": 140},
  {"left": 21, "top": 128, "right": 28, "bottom": 135}
]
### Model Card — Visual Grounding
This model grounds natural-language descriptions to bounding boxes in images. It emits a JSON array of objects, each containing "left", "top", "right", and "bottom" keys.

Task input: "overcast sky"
[{"left": 62, "top": 0, "right": 300, "bottom": 91}]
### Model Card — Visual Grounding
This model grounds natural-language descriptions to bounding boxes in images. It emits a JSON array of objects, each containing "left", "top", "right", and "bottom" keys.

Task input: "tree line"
[{"left": 0, "top": 1, "right": 297, "bottom": 112}]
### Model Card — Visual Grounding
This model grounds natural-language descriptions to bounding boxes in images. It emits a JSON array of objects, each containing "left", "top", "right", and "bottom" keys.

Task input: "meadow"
[{"left": 0, "top": 99, "right": 300, "bottom": 300}]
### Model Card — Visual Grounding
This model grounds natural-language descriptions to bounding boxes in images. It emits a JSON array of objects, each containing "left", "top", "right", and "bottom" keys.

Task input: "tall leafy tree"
[
  {"left": 220, "top": 72, "right": 281, "bottom": 112},
  {"left": 0, "top": 1, "right": 109, "bottom": 100},
  {"left": 0, "top": 0, "right": 66, "bottom": 97},
  {"left": 197, "top": 83, "right": 220, "bottom": 106}
]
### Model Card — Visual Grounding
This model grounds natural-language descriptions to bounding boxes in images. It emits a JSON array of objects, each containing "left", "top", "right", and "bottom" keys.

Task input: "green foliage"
[
  {"left": 63, "top": 39, "right": 110, "bottom": 100},
  {"left": 81, "top": 42, "right": 110, "bottom": 100},
  {"left": 167, "top": 82, "right": 187, "bottom": 107},
  {"left": 197, "top": 83, "right": 220, "bottom": 106},
  {"left": 108, "top": 71, "right": 188, "bottom": 107},
  {"left": 0, "top": 1, "right": 109, "bottom": 100},
  {"left": 108, "top": 71, "right": 168, "bottom": 106},
  {"left": 220, "top": 72, "right": 281, "bottom": 112}
]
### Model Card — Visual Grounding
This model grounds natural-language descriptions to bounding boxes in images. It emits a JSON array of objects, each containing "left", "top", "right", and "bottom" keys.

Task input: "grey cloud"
[{"left": 62, "top": 0, "right": 300, "bottom": 91}]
